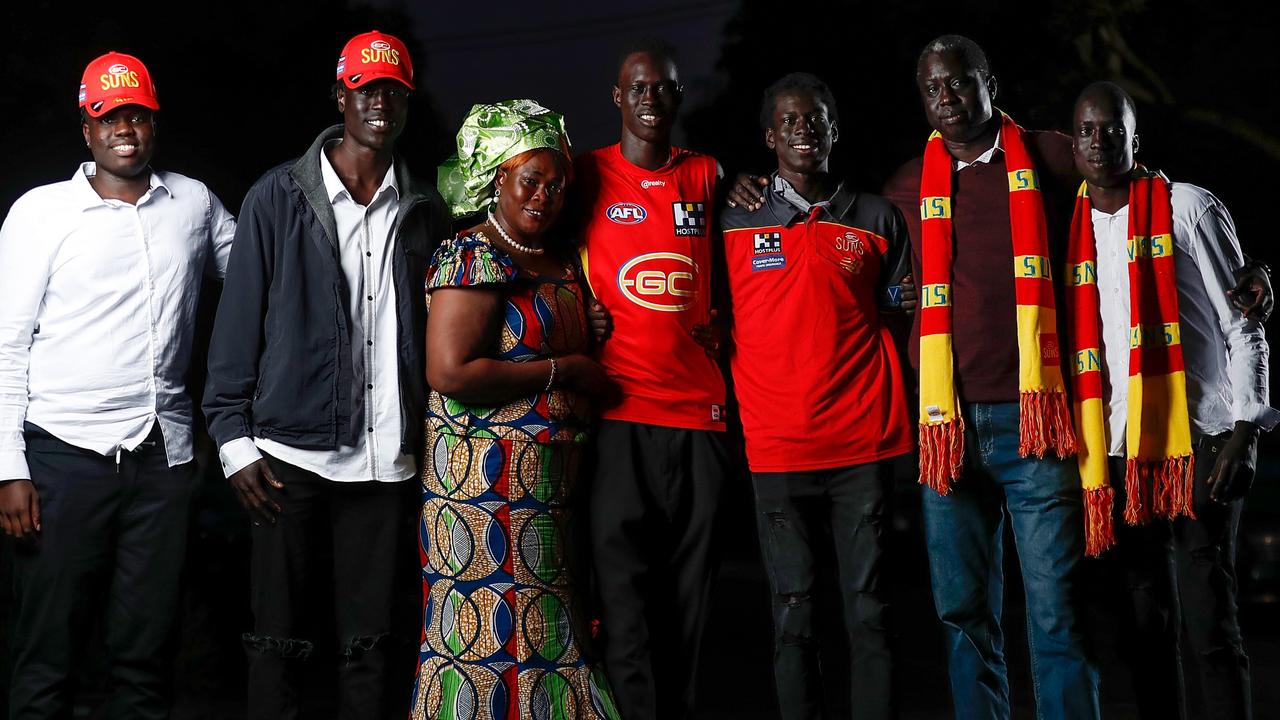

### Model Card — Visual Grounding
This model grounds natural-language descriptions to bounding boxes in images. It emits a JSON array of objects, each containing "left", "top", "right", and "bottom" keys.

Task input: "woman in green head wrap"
[{"left": 410, "top": 100, "right": 621, "bottom": 720}]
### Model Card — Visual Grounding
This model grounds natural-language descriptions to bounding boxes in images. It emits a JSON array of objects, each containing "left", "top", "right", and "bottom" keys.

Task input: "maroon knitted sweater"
[{"left": 882, "top": 130, "right": 1076, "bottom": 404}]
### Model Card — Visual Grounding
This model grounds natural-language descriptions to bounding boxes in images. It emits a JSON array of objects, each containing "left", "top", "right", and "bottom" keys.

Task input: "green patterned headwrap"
[{"left": 437, "top": 99, "right": 571, "bottom": 218}]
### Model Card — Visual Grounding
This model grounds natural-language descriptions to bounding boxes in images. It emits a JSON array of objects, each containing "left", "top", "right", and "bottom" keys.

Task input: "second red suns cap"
[
  {"left": 336, "top": 30, "right": 414, "bottom": 91},
  {"left": 79, "top": 51, "right": 159, "bottom": 118}
]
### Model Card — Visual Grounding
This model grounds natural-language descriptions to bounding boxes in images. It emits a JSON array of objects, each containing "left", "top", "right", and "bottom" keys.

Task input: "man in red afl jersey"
[
  {"left": 575, "top": 41, "right": 727, "bottom": 720},
  {"left": 720, "top": 73, "right": 912, "bottom": 720}
]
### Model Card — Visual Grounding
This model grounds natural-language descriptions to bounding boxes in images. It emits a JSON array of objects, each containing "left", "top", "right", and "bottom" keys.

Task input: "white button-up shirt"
[
  {"left": 1092, "top": 181, "right": 1279, "bottom": 455},
  {"left": 0, "top": 163, "right": 236, "bottom": 478},
  {"left": 218, "top": 143, "right": 415, "bottom": 483}
]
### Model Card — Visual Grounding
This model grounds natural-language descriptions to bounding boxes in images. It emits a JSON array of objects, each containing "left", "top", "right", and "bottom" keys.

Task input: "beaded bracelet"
[{"left": 544, "top": 357, "right": 558, "bottom": 394}]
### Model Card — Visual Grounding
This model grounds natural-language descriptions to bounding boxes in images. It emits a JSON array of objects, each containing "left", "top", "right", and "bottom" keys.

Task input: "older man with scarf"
[
  {"left": 1066, "top": 81, "right": 1276, "bottom": 720},
  {"left": 881, "top": 35, "right": 1099, "bottom": 720}
]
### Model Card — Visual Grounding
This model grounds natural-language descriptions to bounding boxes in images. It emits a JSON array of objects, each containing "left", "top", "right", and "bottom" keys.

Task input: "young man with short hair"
[
  {"left": 575, "top": 42, "right": 727, "bottom": 720},
  {"left": 1067, "top": 81, "right": 1276, "bottom": 720},
  {"left": 0, "top": 52, "right": 235, "bottom": 719},
  {"left": 202, "top": 30, "right": 449, "bottom": 718},
  {"left": 720, "top": 72, "right": 912, "bottom": 720}
]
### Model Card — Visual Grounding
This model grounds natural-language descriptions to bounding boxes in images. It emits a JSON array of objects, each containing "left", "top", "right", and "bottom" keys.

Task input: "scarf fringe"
[
  {"left": 1083, "top": 486, "right": 1116, "bottom": 557},
  {"left": 1018, "top": 390, "right": 1078, "bottom": 459},
  {"left": 919, "top": 419, "right": 965, "bottom": 495},
  {"left": 1123, "top": 454, "right": 1196, "bottom": 525}
]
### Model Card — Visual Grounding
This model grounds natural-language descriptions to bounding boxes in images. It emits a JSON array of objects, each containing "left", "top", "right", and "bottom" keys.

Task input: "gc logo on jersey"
[
  {"left": 618, "top": 252, "right": 698, "bottom": 312},
  {"left": 606, "top": 202, "right": 648, "bottom": 225},
  {"left": 672, "top": 202, "right": 707, "bottom": 236}
]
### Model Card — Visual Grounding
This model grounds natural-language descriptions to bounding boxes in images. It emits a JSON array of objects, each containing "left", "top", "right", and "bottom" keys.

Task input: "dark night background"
[{"left": 3, "top": 0, "right": 1279, "bottom": 717}]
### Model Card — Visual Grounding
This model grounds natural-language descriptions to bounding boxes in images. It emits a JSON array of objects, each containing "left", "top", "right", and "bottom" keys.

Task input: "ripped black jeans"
[
  {"left": 751, "top": 461, "right": 893, "bottom": 720},
  {"left": 244, "top": 453, "right": 410, "bottom": 720}
]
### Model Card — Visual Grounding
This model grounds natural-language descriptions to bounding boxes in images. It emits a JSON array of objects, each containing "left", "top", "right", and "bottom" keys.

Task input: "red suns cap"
[
  {"left": 336, "top": 30, "right": 414, "bottom": 91},
  {"left": 79, "top": 51, "right": 159, "bottom": 118}
]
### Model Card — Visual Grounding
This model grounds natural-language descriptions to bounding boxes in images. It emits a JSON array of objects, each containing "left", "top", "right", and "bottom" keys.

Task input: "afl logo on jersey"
[
  {"left": 606, "top": 202, "right": 648, "bottom": 224},
  {"left": 618, "top": 252, "right": 697, "bottom": 312}
]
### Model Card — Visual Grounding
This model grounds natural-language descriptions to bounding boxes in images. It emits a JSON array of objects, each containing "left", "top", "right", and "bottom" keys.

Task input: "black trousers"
[
  {"left": 7, "top": 423, "right": 194, "bottom": 720},
  {"left": 244, "top": 454, "right": 410, "bottom": 720},
  {"left": 587, "top": 420, "right": 726, "bottom": 720},
  {"left": 1100, "top": 433, "right": 1252, "bottom": 720},
  {"left": 752, "top": 462, "right": 893, "bottom": 720}
]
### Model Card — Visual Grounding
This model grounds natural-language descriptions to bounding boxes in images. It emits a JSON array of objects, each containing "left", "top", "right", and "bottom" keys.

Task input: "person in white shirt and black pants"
[
  {"left": 0, "top": 53, "right": 236, "bottom": 719},
  {"left": 1072, "top": 82, "right": 1277, "bottom": 720},
  {"left": 201, "top": 31, "right": 449, "bottom": 719}
]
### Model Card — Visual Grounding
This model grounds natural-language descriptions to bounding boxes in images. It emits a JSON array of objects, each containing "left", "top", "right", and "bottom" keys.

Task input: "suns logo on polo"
[
  {"left": 99, "top": 64, "right": 140, "bottom": 91},
  {"left": 833, "top": 231, "right": 865, "bottom": 255},
  {"left": 606, "top": 203, "right": 647, "bottom": 225},
  {"left": 617, "top": 252, "right": 698, "bottom": 312},
  {"left": 362, "top": 40, "right": 400, "bottom": 65}
]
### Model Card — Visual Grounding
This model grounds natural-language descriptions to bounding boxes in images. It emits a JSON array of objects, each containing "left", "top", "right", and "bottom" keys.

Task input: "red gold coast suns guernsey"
[
  {"left": 720, "top": 180, "right": 913, "bottom": 471},
  {"left": 576, "top": 144, "right": 726, "bottom": 431}
]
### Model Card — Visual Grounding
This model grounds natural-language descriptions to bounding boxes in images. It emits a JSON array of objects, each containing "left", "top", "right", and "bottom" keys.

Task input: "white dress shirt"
[
  {"left": 0, "top": 163, "right": 236, "bottom": 479},
  {"left": 1092, "top": 181, "right": 1279, "bottom": 456},
  {"left": 218, "top": 143, "right": 415, "bottom": 483}
]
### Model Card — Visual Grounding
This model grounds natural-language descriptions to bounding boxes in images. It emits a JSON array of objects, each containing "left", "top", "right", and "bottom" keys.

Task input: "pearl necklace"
[{"left": 487, "top": 211, "right": 545, "bottom": 255}]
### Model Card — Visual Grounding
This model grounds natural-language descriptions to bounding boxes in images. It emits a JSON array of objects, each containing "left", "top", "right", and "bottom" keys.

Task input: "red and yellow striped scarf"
[
  {"left": 1067, "top": 169, "right": 1194, "bottom": 556},
  {"left": 917, "top": 112, "right": 1077, "bottom": 493}
]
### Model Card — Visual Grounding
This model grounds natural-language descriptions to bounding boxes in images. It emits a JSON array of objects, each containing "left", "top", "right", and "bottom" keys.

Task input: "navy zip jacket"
[{"left": 203, "top": 125, "right": 449, "bottom": 461}]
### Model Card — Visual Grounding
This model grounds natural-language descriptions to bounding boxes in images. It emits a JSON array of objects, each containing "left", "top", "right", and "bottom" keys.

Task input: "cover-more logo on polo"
[
  {"left": 672, "top": 202, "right": 707, "bottom": 236},
  {"left": 752, "top": 231, "right": 782, "bottom": 256}
]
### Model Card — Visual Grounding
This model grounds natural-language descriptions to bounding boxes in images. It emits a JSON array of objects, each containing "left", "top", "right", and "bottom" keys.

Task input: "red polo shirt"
[{"left": 721, "top": 178, "right": 913, "bottom": 471}]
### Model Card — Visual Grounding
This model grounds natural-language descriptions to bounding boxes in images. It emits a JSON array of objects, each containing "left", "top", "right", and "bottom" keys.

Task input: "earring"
[{"left": 494, "top": 185, "right": 502, "bottom": 200}]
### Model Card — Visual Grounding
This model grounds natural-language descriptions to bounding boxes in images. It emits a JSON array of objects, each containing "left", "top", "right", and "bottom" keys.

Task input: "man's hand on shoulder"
[
  {"left": 725, "top": 174, "right": 769, "bottom": 212},
  {"left": 229, "top": 459, "right": 285, "bottom": 526},
  {"left": 0, "top": 479, "right": 40, "bottom": 539}
]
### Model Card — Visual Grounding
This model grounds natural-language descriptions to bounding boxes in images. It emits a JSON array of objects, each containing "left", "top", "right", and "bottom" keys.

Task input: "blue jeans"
[{"left": 921, "top": 402, "right": 1100, "bottom": 720}]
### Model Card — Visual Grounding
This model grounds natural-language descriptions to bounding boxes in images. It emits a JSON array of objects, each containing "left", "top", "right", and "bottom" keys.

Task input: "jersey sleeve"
[{"left": 878, "top": 202, "right": 913, "bottom": 298}]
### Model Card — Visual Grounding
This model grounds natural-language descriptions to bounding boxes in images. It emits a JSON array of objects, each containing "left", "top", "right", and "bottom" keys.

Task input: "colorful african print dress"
[{"left": 411, "top": 232, "right": 621, "bottom": 720}]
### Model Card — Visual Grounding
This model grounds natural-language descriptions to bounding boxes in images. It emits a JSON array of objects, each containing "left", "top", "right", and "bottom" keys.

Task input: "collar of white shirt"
[
  {"left": 1091, "top": 203, "right": 1130, "bottom": 222},
  {"left": 74, "top": 162, "right": 172, "bottom": 210},
  {"left": 954, "top": 127, "right": 1003, "bottom": 171},
  {"left": 318, "top": 141, "right": 398, "bottom": 205}
]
